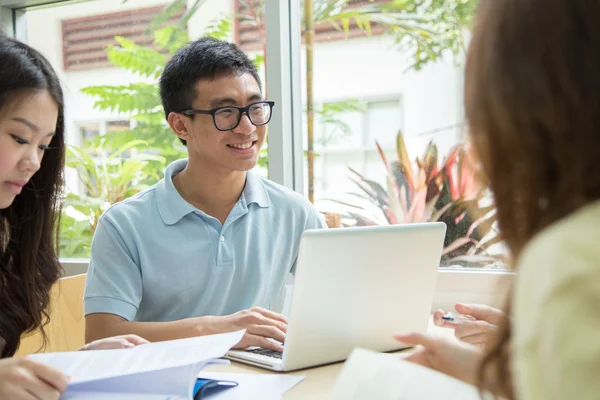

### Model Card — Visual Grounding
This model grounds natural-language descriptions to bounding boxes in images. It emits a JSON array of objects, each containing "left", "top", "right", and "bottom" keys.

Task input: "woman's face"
[{"left": 0, "top": 90, "right": 58, "bottom": 209}]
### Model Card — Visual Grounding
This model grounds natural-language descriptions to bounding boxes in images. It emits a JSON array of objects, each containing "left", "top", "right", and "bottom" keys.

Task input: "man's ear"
[{"left": 167, "top": 112, "right": 191, "bottom": 143}]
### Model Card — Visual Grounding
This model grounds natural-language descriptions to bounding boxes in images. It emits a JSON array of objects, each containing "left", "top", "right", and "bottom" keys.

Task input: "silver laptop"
[{"left": 226, "top": 222, "right": 446, "bottom": 371}]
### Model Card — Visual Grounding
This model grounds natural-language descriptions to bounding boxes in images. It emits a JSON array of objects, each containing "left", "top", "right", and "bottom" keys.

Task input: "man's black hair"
[{"left": 159, "top": 37, "right": 262, "bottom": 145}]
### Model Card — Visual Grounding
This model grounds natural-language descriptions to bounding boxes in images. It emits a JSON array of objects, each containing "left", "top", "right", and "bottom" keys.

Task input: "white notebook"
[
  {"left": 28, "top": 330, "right": 245, "bottom": 400},
  {"left": 332, "top": 348, "right": 488, "bottom": 400}
]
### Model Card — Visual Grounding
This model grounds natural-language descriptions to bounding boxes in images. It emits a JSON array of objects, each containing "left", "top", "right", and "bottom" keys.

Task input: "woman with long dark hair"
[
  {"left": 396, "top": 0, "right": 600, "bottom": 399},
  {"left": 0, "top": 36, "right": 147, "bottom": 399}
]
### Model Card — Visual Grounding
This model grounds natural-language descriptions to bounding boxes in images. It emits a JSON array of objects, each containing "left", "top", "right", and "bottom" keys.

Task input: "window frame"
[{"left": 2, "top": 0, "right": 512, "bottom": 310}]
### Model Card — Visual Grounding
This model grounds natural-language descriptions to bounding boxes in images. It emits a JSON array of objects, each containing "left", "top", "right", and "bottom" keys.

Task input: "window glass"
[
  {"left": 24, "top": 0, "right": 240, "bottom": 258},
  {"left": 299, "top": 0, "right": 504, "bottom": 269}
]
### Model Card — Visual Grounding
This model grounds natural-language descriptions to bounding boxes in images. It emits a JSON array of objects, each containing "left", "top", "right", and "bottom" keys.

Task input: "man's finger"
[
  {"left": 252, "top": 313, "right": 288, "bottom": 334},
  {"left": 455, "top": 303, "right": 505, "bottom": 325},
  {"left": 245, "top": 334, "right": 284, "bottom": 352},
  {"left": 118, "top": 334, "right": 150, "bottom": 346},
  {"left": 253, "top": 307, "right": 288, "bottom": 325},
  {"left": 247, "top": 324, "right": 286, "bottom": 344},
  {"left": 97, "top": 338, "right": 135, "bottom": 350}
]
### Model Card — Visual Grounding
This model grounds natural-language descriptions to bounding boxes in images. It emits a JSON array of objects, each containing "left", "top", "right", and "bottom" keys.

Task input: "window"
[
  {"left": 235, "top": 0, "right": 387, "bottom": 52},
  {"left": 2, "top": 0, "right": 508, "bottom": 308},
  {"left": 311, "top": 98, "right": 402, "bottom": 199},
  {"left": 18, "top": 0, "right": 239, "bottom": 258},
  {"left": 295, "top": 0, "right": 505, "bottom": 271}
]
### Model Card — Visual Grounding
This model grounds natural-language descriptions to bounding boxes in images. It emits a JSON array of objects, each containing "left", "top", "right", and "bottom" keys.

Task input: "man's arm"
[
  {"left": 85, "top": 308, "right": 288, "bottom": 352},
  {"left": 85, "top": 313, "right": 207, "bottom": 343},
  {"left": 85, "top": 211, "right": 290, "bottom": 352}
]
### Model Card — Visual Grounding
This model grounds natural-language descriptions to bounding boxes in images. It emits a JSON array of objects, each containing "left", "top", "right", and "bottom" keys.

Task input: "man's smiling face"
[{"left": 176, "top": 72, "right": 267, "bottom": 173}]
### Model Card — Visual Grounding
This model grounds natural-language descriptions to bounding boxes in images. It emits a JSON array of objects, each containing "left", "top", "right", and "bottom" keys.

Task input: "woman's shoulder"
[
  {"left": 516, "top": 199, "right": 600, "bottom": 298},
  {"left": 521, "top": 200, "right": 600, "bottom": 271}
]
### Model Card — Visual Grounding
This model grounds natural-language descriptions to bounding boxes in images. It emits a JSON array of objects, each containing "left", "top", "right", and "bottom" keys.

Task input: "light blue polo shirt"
[{"left": 84, "top": 159, "right": 326, "bottom": 322}]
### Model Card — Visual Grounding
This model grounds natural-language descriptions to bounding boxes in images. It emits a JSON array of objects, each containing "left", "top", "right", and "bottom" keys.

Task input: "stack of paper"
[
  {"left": 28, "top": 330, "right": 245, "bottom": 399},
  {"left": 332, "top": 348, "right": 488, "bottom": 400}
]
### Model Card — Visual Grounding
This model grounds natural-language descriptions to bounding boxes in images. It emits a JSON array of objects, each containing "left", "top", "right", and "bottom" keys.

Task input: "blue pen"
[{"left": 441, "top": 312, "right": 475, "bottom": 323}]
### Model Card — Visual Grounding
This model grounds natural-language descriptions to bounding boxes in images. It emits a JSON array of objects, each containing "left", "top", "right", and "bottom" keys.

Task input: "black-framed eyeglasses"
[{"left": 182, "top": 101, "right": 275, "bottom": 131}]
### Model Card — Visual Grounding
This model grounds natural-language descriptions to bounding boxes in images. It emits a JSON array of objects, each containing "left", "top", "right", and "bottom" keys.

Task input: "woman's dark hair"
[
  {"left": 0, "top": 36, "right": 65, "bottom": 357},
  {"left": 465, "top": 0, "right": 600, "bottom": 397}
]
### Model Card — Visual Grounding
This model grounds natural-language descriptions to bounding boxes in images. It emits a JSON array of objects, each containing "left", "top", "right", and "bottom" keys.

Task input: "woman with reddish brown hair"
[{"left": 395, "top": 0, "right": 600, "bottom": 399}]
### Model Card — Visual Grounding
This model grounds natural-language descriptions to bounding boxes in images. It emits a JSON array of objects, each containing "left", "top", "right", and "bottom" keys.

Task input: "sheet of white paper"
[
  {"left": 29, "top": 330, "right": 244, "bottom": 385},
  {"left": 66, "top": 363, "right": 200, "bottom": 398},
  {"left": 61, "top": 392, "right": 186, "bottom": 400},
  {"left": 197, "top": 371, "right": 304, "bottom": 400},
  {"left": 332, "top": 348, "right": 486, "bottom": 400}
]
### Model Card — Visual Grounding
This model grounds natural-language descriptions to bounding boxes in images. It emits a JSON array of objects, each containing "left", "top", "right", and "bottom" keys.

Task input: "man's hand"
[
  {"left": 79, "top": 334, "right": 149, "bottom": 351},
  {"left": 0, "top": 357, "right": 69, "bottom": 400},
  {"left": 433, "top": 303, "right": 506, "bottom": 349},
  {"left": 208, "top": 307, "right": 287, "bottom": 352}
]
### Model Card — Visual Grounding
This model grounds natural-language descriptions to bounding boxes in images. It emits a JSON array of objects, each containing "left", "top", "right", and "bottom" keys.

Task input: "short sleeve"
[
  {"left": 290, "top": 207, "right": 327, "bottom": 275},
  {"left": 84, "top": 216, "right": 143, "bottom": 321},
  {"left": 307, "top": 208, "right": 328, "bottom": 230}
]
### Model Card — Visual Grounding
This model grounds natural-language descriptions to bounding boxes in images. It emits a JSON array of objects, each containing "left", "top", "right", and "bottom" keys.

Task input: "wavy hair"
[{"left": 465, "top": 0, "right": 600, "bottom": 397}]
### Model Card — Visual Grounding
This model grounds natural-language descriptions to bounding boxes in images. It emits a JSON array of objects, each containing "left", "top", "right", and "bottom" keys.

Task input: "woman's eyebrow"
[{"left": 11, "top": 117, "right": 39, "bottom": 132}]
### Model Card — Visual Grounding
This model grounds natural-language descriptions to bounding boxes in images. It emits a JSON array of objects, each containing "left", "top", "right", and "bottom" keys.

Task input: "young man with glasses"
[{"left": 83, "top": 37, "right": 326, "bottom": 352}]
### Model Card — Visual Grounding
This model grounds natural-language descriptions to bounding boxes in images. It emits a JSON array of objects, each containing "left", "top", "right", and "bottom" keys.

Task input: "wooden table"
[
  {"left": 204, "top": 322, "right": 449, "bottom": 399},
  {"left": 205, "top": 359, "right": 344, "bottom": 399}
]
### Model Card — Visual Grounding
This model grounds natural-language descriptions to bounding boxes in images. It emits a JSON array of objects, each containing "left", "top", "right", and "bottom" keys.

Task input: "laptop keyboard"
[{"left": 246, "top": 348, "right": 283, "bottom": 359}]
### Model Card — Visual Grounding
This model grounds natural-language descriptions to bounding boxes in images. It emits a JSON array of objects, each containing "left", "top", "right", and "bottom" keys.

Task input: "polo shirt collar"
[
  {"left": 156, "top": 159, "right": 270, "bottom": 226},
  {"left": 243, "top": 169, "right": 270, "bottom": 208},
  {"left": 156, "top": 159, "right": 196, "bottom": 225}
]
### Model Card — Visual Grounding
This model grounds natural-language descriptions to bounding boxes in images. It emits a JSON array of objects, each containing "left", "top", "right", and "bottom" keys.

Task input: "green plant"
[
  {"left": 230, "top": 0, "right": 477, "bottom": 201},
  {"left": 328, "top": 131, "right": 499, "bottom": 264},
  {"left": 59, "top": 140, "right": 166, "bottom": 257},
  {"left": 79, "top": 3, "right": 237, "bottom": 167},
  {"left": 59, "top": 213, "right": 94, "bottom": 259}
]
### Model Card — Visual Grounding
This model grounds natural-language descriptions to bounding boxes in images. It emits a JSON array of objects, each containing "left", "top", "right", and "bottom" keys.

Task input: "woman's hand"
[
  {"left": 79, "top": 334, "right": 149, "bottom": 351},
  {"left": 394, "top": 332, "right": 483, "bottom": 385},
  {"left": 433, "top": 303, "right": 505, "bottom": 349},
  {"left": 0, "top": 357, "right": 68, "bottom": 400}
]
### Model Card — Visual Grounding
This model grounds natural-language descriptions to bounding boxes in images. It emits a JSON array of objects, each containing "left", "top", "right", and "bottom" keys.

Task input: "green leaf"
[
  {"left": 204, "top": 14, "right": 234, "bottom": 40},
  {"left": 81, "top": 83, "right": 161, "bottom": 115},
  {"left": 107, "top": 36, "right": 166, "bottom": 78},
  {"left": 154, "top": 26, "right": 189, "bottom": 55},
  {"left": 252, "top": 53, "right": 265, "bottom": 69},
  {"left": 146, "top": 0, "right": 188, "bottom": 33}
]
